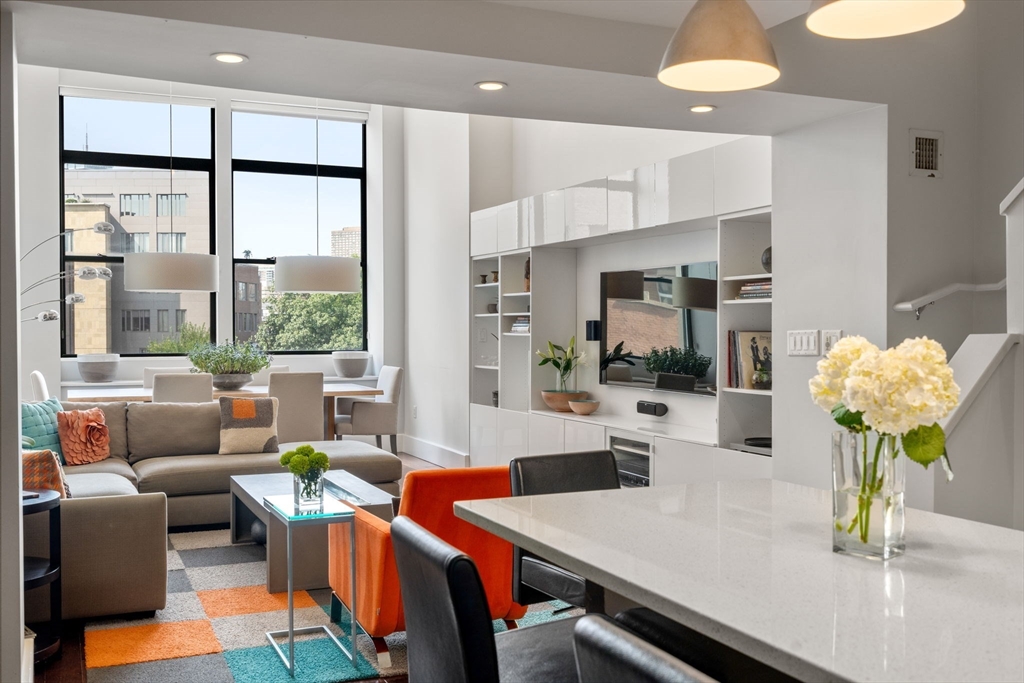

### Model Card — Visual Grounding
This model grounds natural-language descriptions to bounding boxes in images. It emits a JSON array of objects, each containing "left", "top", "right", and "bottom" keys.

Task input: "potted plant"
[
  {"left": 188, "top": 340, "right": 271, "bottom": 390},
  {"left": 752, "top": 368, "right": 772, "bottom": 390},
  {"left": 536, "top": 337, "right": 587, "bottom": 412},
  {"left": 280, "top": 444, "right": 330, "bottom": 510},
  {"left": 642, "top": 345, "right": 712, "bottom": 392}
]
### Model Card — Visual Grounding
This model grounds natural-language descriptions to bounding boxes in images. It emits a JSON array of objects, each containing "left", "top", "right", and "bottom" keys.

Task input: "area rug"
[{"left": 83, "top": 528, "right": 580, "bottom": 683}]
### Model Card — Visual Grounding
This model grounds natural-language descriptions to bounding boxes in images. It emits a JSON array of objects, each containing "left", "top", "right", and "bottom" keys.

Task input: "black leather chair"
[
  {"left": 509, "top": 450, "right": 620, "bottom": 609},
  {"left": 574, "top": 614, "right": 718, "bottom": 683},
  {"left": 615, "top": 608, "right": 797, "bottom": 683},
  {"left": 391, "top": 515, "right": 581, "bottom": 683}
]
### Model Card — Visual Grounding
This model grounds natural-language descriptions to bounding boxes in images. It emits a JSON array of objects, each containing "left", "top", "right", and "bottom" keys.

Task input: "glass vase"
[
  {"left": 293, "top": 473, "right": 324, "bottom": 512},
  {"left": 832, "top": 430, "right": 905, "bottom": 560}
]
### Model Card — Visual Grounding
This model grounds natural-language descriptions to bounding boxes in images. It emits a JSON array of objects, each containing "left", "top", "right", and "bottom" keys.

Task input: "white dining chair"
[
  {"left": 30, "top": 371, "right": 50, "bottom": 401},
  {"left": 143, "top": 366, "right": 192, "bottom": 389},
  {"left": 251, "top": 365, "right": 291, "bottom": 385},
  {"left": 335, "top": 366, "right": 403, "bottom": 453},
  {"left": 152, "top": 373, "right": 214, "bottom": 403},
  {"left": 268, "top": 372, "right": 324, "bottom": 443}
]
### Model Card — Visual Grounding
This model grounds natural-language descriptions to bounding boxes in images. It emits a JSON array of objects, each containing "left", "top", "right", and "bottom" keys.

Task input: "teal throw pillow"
[{"left": 22, "top": 398, "right": 64, "bottom": 463}]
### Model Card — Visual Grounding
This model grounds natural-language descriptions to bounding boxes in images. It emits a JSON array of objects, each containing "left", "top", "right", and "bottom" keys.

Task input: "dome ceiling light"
[{"left": 806, "top": 0, "right": 966, "bottom": 40}]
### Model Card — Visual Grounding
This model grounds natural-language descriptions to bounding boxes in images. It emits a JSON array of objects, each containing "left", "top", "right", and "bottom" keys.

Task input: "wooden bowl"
[{"left": 568, "top": 399, "right": 600, "bottom": 416}]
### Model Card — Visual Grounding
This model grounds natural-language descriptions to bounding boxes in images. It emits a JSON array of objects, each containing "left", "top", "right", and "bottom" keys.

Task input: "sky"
[{"left": 63, "top": 98, "right": 363, "bottom": 259}]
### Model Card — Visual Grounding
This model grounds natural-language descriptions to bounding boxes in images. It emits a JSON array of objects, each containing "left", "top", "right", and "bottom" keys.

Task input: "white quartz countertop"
[{"left": 454, "top": 480, "right": 1024, "bottom": 683}]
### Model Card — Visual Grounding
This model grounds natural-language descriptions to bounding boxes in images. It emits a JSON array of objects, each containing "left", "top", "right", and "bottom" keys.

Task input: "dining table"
[
  {"left": 64, "top": 381, "right": 382, "bottom": 440},
  {"left": 454, "top": 478, "right": 1024, "bottom": 683}
]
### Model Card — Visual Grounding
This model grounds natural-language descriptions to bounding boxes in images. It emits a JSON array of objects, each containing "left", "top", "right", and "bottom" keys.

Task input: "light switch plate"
[
  {"left": 822, "top": 330, "right": 843, "bottom": 355},
  {"left": 787, "top": 330, "right": 820, "bottom": 356}
]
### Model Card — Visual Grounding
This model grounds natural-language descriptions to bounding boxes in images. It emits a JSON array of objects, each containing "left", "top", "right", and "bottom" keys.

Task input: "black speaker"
[
  {"left": 637, "top": 400, "right": 668, "bottom": 417},
  {"left": 586, "top": 320, "right": 602, "bottom": 341}
]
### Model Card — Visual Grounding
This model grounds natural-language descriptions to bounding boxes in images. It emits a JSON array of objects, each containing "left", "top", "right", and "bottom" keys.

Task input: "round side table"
[{"left": 23, "top": 489, "right": 62, "bottom": 663}]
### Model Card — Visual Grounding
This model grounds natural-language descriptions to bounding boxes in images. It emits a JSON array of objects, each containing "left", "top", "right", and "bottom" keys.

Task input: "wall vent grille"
[{"left": 910, "top": 129, "right": 943, "bottom": 178}]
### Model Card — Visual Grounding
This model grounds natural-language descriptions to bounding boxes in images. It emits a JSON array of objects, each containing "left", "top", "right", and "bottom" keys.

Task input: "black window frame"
[
  {"left": 59, "top": 94, "right": 217, "bottom": 357},
  {"left": 230, "top": 119, "right": 368, "bottom": 355}
]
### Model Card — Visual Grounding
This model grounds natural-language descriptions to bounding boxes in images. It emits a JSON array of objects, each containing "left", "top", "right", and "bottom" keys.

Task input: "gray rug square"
[
  {"left": 178, "top": 543, "right": 266, "bottom": 568},
  {"left": 169, "top": 529, "right": 232, "bottom": 551},
  {"left": 186, "top": 562, "right": 266, "bottom": 591},
  {"left": 86, "top": 592, "right": 206, "bottom": 632},
  {"left": 88, "top": 653, "right": 233, "bottom": 683},
  {"left": 166, "top": 569, "right": 193, "bottom": 594}
]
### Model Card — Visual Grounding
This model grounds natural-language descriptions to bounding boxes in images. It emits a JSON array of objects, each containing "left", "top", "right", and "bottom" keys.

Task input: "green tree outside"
[
  {"left": 254, "top": 292, "right": 363, "bottom": 351},
  {"left": 145, "top": 322, "right": 211, "bottom": 354}
]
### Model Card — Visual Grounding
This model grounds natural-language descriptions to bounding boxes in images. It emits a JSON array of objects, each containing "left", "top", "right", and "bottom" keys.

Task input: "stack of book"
[
  {"left": 727, "top": 330, "right": 772, "bottom": 389},
  {"left": 510, "top": 317, "right": 530, "bottom": 334},
  {"left": 735, "top": 279, "right": 772, "bottom": 300}
]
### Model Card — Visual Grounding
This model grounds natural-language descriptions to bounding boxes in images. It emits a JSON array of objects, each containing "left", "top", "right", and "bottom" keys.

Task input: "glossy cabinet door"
[
  {"left": 655, "top": 147, "right": 715, "bottom": 226},
  {"left": 533, "top": 189, "right": 566, "bottom": 246},
  {"left": 563, "top": 419, "right": 605, "bottom": 453},
  {"left": 607, "top": 165, "right": 657, "bottom": 234},
  {"left": 714, "top": 447, "right": 772, "bottom": 481},
  {"left": 565, "top": 178, "right": 608, "bottom": 241},
  {"left": 495, "top": 200, "right": 520, "bottom": 253},
  {"left": 469, "top": 403, "right": 498, "bottom": 467},
  {"left": 497, "top": 409, "right": 529, "bottom": 467},
  {"left": 470, "top": 206, "right": 498, "bottom": 256},
  {"left": 714, "top": 136, "right": 771, "bottom": 216},
  {"left": 653, "top": 438, "right": 716, "bottom": 486},
  {"left": 517, "top": 197, "right": 532, "bottom": 249},
  {"left": 529, "top": 413, "right": 565, "bottom": 455}
]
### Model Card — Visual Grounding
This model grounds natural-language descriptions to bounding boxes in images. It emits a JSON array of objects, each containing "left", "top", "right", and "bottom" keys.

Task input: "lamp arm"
[
  {"left": 21, "top": 299, "right": 62, "bottom": 311},
  {"left": 20, "top": 230, "right": 83, "bottom": 263},
  {"left": 20, "top": 273, "right": 68, "bottom": 296}
]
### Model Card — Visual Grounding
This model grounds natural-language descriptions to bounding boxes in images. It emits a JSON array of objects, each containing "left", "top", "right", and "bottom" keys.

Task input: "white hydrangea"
[
  {"left": 808, "top": 336, "right": 879, "bottom": 413},
  {"left": 842, "top": 337, "right": 959, "bottom": 435}
]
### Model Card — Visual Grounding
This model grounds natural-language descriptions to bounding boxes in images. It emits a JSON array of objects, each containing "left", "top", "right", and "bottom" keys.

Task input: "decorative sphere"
[{"left": 761, "top": 246, "right": 772, "bottom": 273}]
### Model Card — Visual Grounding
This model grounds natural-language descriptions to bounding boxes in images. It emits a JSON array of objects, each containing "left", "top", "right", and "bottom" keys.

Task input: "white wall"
[
  {"left": 1, "top": 9, "right": 25, "bottom": 681},
  {"left": 469, "top": 114, "right": 512, "bottom": 212},
  {"left": 575, "top": 229, "right": 719, "bottom": 432},
  {"left": 772, "top": 106, "right": 889, "bottom": 489},
  {"left": 511, "top": 119, "right": 741, "bottom": 201},
  {"left": 402, "top": 108, "right": 471, "bottom": 465}
]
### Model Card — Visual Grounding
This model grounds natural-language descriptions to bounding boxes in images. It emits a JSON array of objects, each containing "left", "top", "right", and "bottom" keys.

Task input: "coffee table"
[{"left": 230, "top": 471, "right": 395, "bottom": 593}]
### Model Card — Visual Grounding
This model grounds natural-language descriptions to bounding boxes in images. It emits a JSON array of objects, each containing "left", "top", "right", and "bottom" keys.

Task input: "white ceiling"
[
  {"left": 490, "top": 0, "right": 812, "bottom": 30},
  {"left": 7, "top": 0, "right": 870, "bottom": 136}
]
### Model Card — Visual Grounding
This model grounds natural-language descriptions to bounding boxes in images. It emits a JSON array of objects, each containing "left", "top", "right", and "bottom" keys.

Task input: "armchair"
[
  {"left": 327, "top": 466, "right": 527, "bottom": 666},
  {"left": 334, "top": 366, "right": 402, "bottom": 453}
]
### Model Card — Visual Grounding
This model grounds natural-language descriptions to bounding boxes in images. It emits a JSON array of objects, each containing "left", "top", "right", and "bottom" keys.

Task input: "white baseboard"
[{"left": 398, "top": 434, "right": 468, "bottom": 469}]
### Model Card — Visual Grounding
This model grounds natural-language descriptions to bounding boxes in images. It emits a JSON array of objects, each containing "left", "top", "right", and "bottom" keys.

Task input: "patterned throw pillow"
[
  {"left": 57, "top": 408, "right": 111, "bottom": 465},
  {"left": 22, "top": 398, "right": 64, "bottom": 463},
  {"left": 23, "top": 450, "right": 71, "bottom": 499},
  {"left": 218, "top": 396, "right": 279, "bottom": 455}
]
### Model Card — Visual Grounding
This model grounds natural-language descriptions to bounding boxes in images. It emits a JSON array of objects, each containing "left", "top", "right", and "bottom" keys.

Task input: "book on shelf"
[
  {"left": 510, "top": 315, "right": 531, "bottom": 334},
  {"left": 728, "top": 330, "right": 772, "bottom": 389},
  {"left": 739, "top": 284, "right": 772, "bottom": 292},
  {"left": 735, "top": 291, "right": 773, "bottom": 300}
]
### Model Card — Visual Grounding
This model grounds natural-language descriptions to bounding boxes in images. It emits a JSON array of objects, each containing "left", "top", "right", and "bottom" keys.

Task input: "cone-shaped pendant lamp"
[
  {"left": 658, "top": 0, "right": 780, "bottom": 92},
  {"left": 807, "top": 0, "right": 965, "bottom": 40}
]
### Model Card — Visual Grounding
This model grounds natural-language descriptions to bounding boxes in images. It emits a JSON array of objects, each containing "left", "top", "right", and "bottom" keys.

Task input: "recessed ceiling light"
[
  {"left": 690, "top": 105, "right": 717, "bottom": 113},
  {"left": 212, "top": 52, "right": 248, "bottom": 64},
  {"left": 475, "top": 81, "right": 507, "bottom": 91}
]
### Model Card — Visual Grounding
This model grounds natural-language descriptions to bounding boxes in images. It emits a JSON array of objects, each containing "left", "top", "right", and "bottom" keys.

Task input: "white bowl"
[
  {"left": 332, "top": 351, "right": 371, "bottom": 378},
  {"left": 78, "top": 354, "right": 120, "bottom": 383}
]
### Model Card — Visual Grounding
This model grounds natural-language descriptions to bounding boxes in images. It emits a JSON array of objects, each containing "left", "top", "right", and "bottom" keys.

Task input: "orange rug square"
[
  {"left": 85, "top": 620, "right": 221, "bottom": 668},
  {"left": 198, "top": 584, "right": 318, "bottom": 619}
]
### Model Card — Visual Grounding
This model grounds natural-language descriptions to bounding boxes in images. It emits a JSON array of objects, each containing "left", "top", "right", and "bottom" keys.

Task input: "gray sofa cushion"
[
  {"left": 127, "top": 402, "right": 221, "bottom": 463},
  {"left": 61, "top": 401, "right": 129, "bottom": 460},
  {"left": 279, "top": 441, "right": 403, "bottom": 483},
  {"left": 64, "top": 457, "right": 138, "bottom": 488},
  {"left": 64, "top": 472, "right": 138, "bottom": 498}
]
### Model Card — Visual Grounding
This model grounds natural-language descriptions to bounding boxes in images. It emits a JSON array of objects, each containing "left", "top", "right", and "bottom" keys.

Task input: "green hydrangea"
[{"left": 280, "top": 444, "right": 330, "bottom": 478}]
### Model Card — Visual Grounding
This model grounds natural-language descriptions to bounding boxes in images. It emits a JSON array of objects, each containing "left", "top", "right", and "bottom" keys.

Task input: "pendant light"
[
  {"left": 125, "top": 83, "right": 218, "bottom": 292},
  {"left": 806, "top": 0, "right": 965, "bottom": 40},
  {"left": 658, "top": 0, "right": 780, "bottom": 92},
  {"left": 671, "top": 277, "right": 718, "bottom": 312},
  {"left": 275, "top": 100, "right": 362, "bottom": 294}
]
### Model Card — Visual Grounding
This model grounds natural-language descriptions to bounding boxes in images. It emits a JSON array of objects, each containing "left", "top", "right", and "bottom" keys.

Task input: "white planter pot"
[
  {"left": 332, "top": 351, "right": 371, "bottom": 378},
  {"left": 77, "top": 354, "right": 120, "bottom": 383}
]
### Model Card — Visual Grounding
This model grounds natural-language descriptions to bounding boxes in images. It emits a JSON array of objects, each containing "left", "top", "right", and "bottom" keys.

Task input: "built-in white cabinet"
[
  {"left": 565, "top": 178, "right": 608, "bottom": 241},
  {"left": 564, "top": 419, "right": 605, "bottom": 453},
  {"left": 496, "top": 200, "right": 522, "bottom": 253},
  {"left": 714, "top": 447, "right": 772, "bottom": 481},
  {"left": 653, "top": 437, "right": 715, "bottom": 486},
  {"left": 529, "top": 412, "right": 565, "bottom": 455},
  {"left": 497, "top": 408, "right": 529, "bottom": 467},
  {"left": 714, "top": 137, "right": 771, "bottom": 216},
  {"left": 656, "top": 147, "right": 716, "bottom": 225},
  {"left": 470, "top": 206, "right": 498, "bottom": 256},
  {"left": 608, "top": 164, "right": 657, "bottom": 233},
  {"left": 531, "top": 190, "right": 566, "bottom": 246},
  {"left": 469, "top": 403, "right": 498, "bottom": 467}
]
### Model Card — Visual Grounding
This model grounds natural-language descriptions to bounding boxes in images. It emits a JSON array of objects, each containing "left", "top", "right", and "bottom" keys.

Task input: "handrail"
[
  {"left": 893, "top": 279, "right": 1006, "bottom": 319},
  {"left": 941, "top": 333, "right": 1021, "bottom": 436}
]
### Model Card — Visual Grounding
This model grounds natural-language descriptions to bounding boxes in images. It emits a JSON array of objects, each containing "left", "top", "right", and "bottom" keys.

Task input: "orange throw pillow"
[
  {"left": 23, "top": 450, "right": 71, "bottom": 498},
  {"left": 57, "top": 408, "right": 111, "bottom": 465}
]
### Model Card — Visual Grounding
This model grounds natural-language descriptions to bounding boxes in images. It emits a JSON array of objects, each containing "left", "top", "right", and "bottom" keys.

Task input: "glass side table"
[{"left": 263, "top": 490, "right": 365, "bottom": 676}]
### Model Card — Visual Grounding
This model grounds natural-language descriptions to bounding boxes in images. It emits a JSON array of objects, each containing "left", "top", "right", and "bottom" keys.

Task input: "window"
[
  {"left": 122, "top": 232, "right": 150, "bottom": 253},
  {"left": 61, "top": 95, "right": 215, "bottom": 356},
  {"left": 157, "top": 233, "right": 186, "bottom": 253},
  {"left": 232, "top": 111, "right": 366, "bottom": 352},
  {"left": 120, "top": 194, "right": 150, "bottom": 217},
  {"left": 157, "top": 194, "right": 187, "bottom": 217}
]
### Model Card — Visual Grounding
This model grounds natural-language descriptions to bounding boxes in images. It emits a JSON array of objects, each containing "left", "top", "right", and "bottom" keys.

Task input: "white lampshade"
[
  {"left": 274, "top": 256, "right": 361, "bottom": 293},
  {"left": 672, "top": 277, "right": 718, "bottom": 312},
  {"left": 807, "top": 0, "right": 965, "bottom": 40},
  {"left": 124, "top": 252, "right": 219, "bottom": 292},
  {"left": 658, "top": 0, "right": 780, "bottom": 92}
]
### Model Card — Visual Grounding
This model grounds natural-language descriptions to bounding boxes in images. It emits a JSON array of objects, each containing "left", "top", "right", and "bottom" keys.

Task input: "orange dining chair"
[{"left": 327, "top": 466, "right": 527, "bottom": 667}]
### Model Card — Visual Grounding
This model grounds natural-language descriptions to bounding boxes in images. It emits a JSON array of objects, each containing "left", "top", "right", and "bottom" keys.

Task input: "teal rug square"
[{"left": 224, "top": 637, "right": 378, "bottom": 683}]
